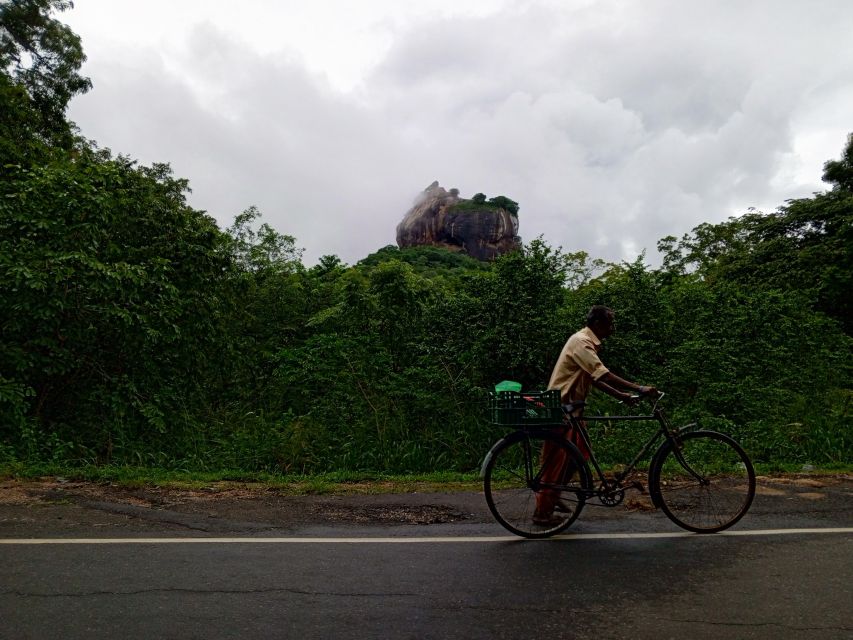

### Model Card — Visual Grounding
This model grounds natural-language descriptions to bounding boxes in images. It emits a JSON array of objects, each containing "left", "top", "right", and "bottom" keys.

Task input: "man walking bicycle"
[{"left": 533, "top": 305, "right": 658, "bottom": 526}]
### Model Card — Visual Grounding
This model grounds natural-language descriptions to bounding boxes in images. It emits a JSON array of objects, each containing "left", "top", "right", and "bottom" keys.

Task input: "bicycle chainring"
[{"left": 598, "top": 485, "right": 625, "bottom": 506}]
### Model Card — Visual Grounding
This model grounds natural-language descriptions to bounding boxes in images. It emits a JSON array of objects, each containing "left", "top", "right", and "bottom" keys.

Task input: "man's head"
[{"left": 586, "top": 305, "right": 615, "bottom": 340}]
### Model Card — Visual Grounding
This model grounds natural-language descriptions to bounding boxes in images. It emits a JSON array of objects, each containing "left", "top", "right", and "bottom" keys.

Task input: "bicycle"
[{"left": 482, "top": 390, "right": 756, "bottom": 538}]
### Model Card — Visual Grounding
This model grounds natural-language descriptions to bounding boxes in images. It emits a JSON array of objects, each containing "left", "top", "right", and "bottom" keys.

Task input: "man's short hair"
[{"left": 586, "top": 305, "right": 614, "bottom": 327}]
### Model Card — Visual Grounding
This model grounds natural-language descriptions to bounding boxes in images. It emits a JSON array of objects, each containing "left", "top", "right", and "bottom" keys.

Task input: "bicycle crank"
[{"left": 598, "top": 485, "right": 625, "bottom": 506}]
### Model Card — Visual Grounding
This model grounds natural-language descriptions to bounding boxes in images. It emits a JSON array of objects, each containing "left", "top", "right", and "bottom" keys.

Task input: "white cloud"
[{"left": 65, "top": 0, "right": 853, "bottom": 265}]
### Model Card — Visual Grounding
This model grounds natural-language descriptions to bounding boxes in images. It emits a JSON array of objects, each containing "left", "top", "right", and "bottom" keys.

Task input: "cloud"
[
  {"left": 66, "top": 0, "right": 853, "bottom": 266},
  {"left": 71, "top": 24, "right": 417, "bottom": 263}
]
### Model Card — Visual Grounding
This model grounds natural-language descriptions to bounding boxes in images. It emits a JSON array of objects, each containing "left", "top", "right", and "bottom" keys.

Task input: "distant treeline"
[{"left": 1, "top": 2, "right": 850, "bottom": 472}]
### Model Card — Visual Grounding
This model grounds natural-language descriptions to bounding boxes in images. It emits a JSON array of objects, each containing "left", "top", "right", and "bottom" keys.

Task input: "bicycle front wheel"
[
  {"left": 651, "top": 430, "right": 755, "bottom": 533},
  {"left": 483, "top": 430, "right": 591, "bottom": 538}
]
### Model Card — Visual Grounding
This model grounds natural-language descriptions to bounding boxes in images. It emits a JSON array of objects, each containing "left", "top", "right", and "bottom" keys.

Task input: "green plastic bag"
[{"left": 494, "top": 380, "right": 522, "bottom": 393}]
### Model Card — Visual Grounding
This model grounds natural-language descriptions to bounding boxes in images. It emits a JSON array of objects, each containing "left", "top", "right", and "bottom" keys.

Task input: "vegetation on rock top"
[{"left": 449, "top": 193, "right": 520, "bottom": 215}]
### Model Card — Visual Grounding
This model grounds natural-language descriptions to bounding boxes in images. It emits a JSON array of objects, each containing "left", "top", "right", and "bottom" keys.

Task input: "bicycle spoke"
[
  {"left": 484, "top": 432, "right": 590, "bottom": 538},
  {"left": 653, "top": 431, "right": 755, "bottom": 533}
]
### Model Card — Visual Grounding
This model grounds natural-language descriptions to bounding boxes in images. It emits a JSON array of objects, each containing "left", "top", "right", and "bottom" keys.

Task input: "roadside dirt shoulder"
[
  {"left": 0, "top": 477, "right": 491, "bottom": 536},
  {"left": 1, "top": 474, "right": 851, "bottom": 537}
]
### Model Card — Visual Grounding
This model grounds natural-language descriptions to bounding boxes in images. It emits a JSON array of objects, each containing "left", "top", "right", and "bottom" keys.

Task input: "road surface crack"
[
  {"left": 75, "top": 499, "right": 275, "bottom": 534},
  {"left": 2, "top": 587, "right": 420, "bottom": 599},
  {"left": 77, "top": 500, "right": 213, "bottom": 532},
  {"left": 656, "top": 616, "right": 851, "bottom": 632}
]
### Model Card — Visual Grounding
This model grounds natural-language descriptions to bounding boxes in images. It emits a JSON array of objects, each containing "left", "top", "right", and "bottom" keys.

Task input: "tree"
[
  {"left": 822, "top": 132, "right": 853, "bottom": 192},
  {"left": 0, "top": 151, "right": 232, "bottom": 459},
  {"left": 0, "top": 0, "right": 91, "bottom": 150},
  {"left": 656, "top": 134, "right": 853, "bottom": 332},
  {"left": 311, "top": 254, "right": 344, "bottom": 277},
  {"left": 226, "top": 206, "right": 303, "bottom": 273},
  {"left": 487, "top": 195, "right": 519, "bottom": 215},
  {"left": 468, "top": 238, "right": 570, "bottom": 386}
]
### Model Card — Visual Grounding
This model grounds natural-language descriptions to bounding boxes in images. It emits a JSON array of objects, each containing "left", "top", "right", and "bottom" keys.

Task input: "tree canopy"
[
  {"left": 0, "top": 0, "right": 91, "bottom": 151},
  {"left": 658, "top": 134, "right": 853, "bottom": 333}
]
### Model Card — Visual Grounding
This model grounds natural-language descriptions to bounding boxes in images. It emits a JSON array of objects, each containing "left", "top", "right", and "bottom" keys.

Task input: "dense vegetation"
[{"left": 1, "top": 1, "right": 850, "bottom": 474}]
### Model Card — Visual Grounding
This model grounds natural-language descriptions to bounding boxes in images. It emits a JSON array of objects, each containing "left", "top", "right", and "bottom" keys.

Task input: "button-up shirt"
[{"left": 548, "top": 326, "right": 609, "bottom": 404}]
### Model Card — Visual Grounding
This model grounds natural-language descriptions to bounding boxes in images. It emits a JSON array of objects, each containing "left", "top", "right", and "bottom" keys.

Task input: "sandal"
[
  {"left": 554, "top": 499, "right": 575, "bottom": 514},
  {"left": 532, "top": 513, "right": 564, "bottom": 527}
]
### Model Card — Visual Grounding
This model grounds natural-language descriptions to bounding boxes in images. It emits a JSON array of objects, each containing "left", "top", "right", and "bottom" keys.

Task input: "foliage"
[
  {"left": 822, "top": 132, "right": 853, "bottom": 192},
  {"left": 0, "top": 151, "right": 231, "bottom": 461},
  {"left": 358, "top": 244, "right": 490, "bottom": 278},
  {"left": 450, "top": 193, "right": 520, "bottom": 215},
  {"left": 0, "top": 5, "right": 849, "bottom": 473},
  {"left": 226, "top": 206, "right": 303, "bottom": 272},
  {"left": 657, "top": 141, "right": 853, "bottom": 333},
  {"left": 487, "top": 195, "right": 519, "bottom": 215},
  {"left": 0, "top": 0, "right": 91, "bottom": 150}
]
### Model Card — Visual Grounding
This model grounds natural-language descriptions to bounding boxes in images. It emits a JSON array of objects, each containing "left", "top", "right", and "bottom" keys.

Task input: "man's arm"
[{"left": 593, "top": 372, "right": 658, "bottom": 404}]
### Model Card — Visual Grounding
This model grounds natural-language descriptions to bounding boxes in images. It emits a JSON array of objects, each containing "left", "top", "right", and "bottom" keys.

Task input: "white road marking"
[{"left": 0, "top": 528, "right": 851, "bottom": 544}]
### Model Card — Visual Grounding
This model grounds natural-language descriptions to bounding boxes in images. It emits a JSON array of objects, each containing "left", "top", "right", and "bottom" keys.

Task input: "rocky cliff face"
[{"left": 395, "top": 182, "right": 521, "bottom": 261}]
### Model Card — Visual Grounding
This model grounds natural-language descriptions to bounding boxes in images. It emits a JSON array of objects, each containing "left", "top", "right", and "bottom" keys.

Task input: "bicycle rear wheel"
[
  {"left": 483, "top": 430, "right": 590, "bottom": 538},
  {"left": 651, "top": 430, "right": 755, "bottom": 533}
]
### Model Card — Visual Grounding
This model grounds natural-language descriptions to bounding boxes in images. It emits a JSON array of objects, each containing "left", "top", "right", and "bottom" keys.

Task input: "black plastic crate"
[{"left": 488, "top": 389, "right": 563, "bottom": 426}]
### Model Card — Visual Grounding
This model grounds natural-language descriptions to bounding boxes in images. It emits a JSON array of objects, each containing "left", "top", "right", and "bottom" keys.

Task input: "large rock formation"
[{"left": 396, "top": 182, "right": 521, "bottom": 261}]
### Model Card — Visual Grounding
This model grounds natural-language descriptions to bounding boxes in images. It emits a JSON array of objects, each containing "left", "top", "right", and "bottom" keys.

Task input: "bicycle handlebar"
[{"left": 622, "top": 390, "right": 666, "bottom": 412}]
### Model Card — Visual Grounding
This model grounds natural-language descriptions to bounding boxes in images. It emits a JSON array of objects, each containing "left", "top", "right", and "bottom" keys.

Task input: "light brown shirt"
[{"left": 548, "top": 326, "right": 610, "bottom": 404}]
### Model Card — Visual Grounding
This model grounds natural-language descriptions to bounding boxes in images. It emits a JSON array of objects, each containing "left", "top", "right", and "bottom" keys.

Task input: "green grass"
[
  {"left": 0, "top": 463, "right": 485, "bottom": 495},
  {"left": 2, "top": 461, "right": 849, "bottom": 497},
  {"left": 752, "top": 461, "right": 853, "bottom": 475}
]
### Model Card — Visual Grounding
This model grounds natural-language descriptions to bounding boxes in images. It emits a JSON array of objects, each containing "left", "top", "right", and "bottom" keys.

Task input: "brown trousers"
[{"left": 534, "top": 420, "right": 590, "bottom": 516}]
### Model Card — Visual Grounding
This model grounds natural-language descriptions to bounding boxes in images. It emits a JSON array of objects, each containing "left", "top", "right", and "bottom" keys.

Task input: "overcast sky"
[{"left": 63, "top": 0, "right": 853, "bottom": 266}]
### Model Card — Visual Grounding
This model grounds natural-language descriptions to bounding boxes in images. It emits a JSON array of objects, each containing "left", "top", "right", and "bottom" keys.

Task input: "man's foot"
[
  {"left": 554, "top": 499, "right": 575, "bottom": 514},
  {"left": 532, "top": 512, "right": 564, "bottom": 527}
]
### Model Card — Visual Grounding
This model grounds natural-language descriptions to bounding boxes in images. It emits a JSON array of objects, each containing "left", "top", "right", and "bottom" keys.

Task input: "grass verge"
[
  {"left": 0, "top": 463, "right": 484, "bottom": 495},
  {"left": 1, "top": 462, "right": 849, "bottom": 495}
]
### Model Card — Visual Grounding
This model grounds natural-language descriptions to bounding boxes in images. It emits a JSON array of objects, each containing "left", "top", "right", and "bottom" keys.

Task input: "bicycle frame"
[
  {"left": 481, "top": 394, "right": 699, "bottom": 502},
  {"left": 563, "top": 394, "right": 698, "bottom": 499}
]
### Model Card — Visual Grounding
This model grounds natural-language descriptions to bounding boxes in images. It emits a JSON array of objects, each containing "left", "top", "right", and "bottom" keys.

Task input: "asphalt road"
[{"left": 1, "top": 475, "right": 851, "bottom": 640}]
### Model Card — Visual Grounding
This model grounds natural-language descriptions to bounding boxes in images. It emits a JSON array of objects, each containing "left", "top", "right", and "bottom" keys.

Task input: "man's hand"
[
  {"left": 622, "top": 393, "right": 641, "bottom": 406},
  {"left": 638, "top": 385, "right": 659, "bottom": 398}
]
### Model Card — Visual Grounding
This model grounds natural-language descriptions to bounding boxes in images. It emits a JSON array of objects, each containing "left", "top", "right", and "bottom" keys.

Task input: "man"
[{"left": 533, "top": 305, "right": 658, "bottom": 526}]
